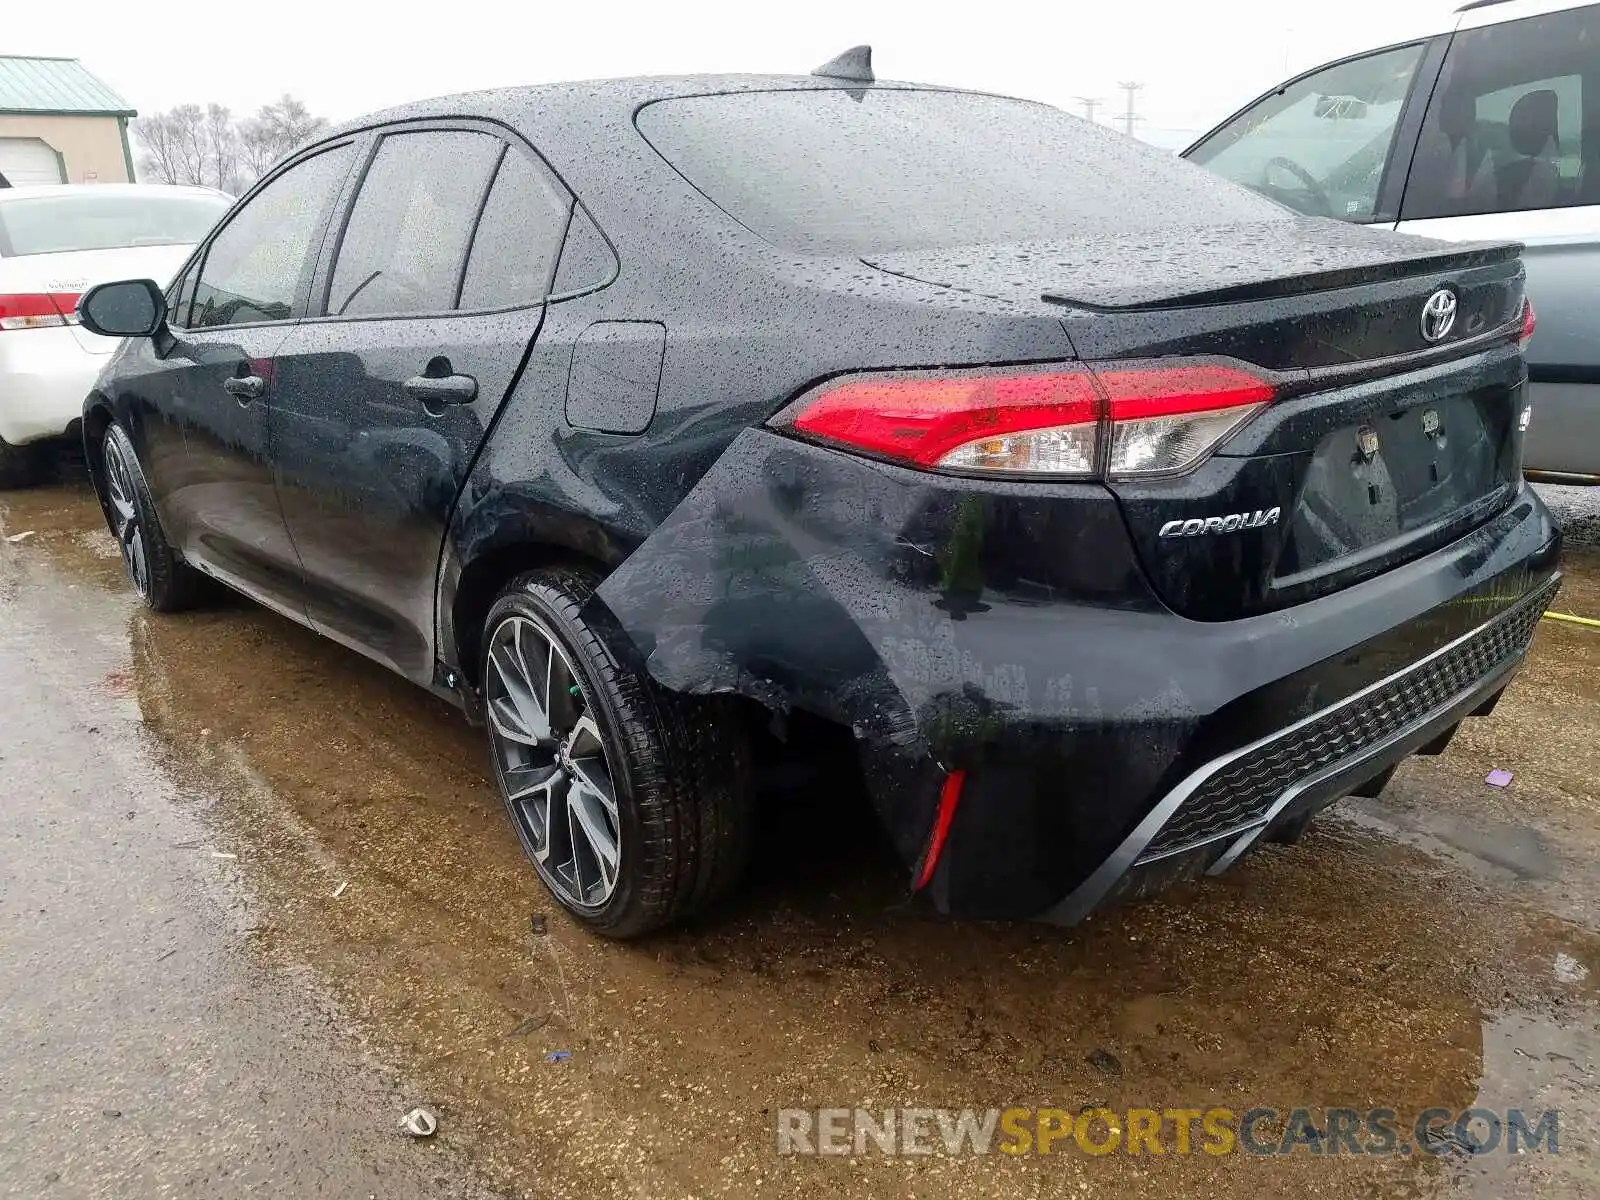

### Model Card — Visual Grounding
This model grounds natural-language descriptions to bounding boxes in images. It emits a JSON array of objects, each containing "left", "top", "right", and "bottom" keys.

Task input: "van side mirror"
[{"left": 77, "top": 279, "right": 166, "bottom": 338}]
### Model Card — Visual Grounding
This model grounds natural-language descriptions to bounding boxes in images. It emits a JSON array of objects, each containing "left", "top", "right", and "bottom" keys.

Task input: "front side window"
[
  {"left": 1186, "top": 42, "right": 1427, "bottom": 221},
  {"left": 1401, "top": 6, "right": 1597, "bottom": 219},
  {"left": 191, "top": 144, "right": 354, "bottom": 329},
  {"left": 325, "top": 130, "right": 503, "bottom": 318},
  {"left": 166, "top": 260, "right": 199, "bottom": 328}
]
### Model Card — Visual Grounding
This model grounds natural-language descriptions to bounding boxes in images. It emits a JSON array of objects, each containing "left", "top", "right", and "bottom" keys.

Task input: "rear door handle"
[
  {"left": 223, "top": 375, "right": 265, "bottom": 402},
  {"left": 403, "top": 373, "right": 478, "bottom": 406}
]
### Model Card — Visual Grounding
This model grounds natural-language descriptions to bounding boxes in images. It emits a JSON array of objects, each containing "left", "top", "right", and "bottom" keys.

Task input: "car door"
[
  {"left": 270, "top": 125, "right": 573, "bottom": 680},
  {"left": 1391, "top": 2, "right": 1600, "bottom": 482},
  {"left": 129, "top": 141, "right": 357, "bottom": 617},
  {"left": 1184, "top": 37, "right": 1447, "bottom": 225}
]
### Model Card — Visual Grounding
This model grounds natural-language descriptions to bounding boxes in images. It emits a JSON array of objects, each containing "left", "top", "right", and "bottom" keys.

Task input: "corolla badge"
[
  {"left": 1158, "top": 507, "right": 1281, "bottom": 538},
  {"left": 1420, "top": 289, "right": 1458, "bottom": 342}
]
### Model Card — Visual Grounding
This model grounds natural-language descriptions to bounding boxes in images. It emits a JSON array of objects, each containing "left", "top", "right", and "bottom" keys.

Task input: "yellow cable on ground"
[{"left": 1543, "top": 610, "right": 1600, "bottom": 630}]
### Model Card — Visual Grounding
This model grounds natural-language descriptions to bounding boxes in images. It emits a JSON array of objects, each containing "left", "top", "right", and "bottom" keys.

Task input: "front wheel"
[
  {"left": 101, "top": 424, "right": 204, "bottom": 612},
  {"left": 482, "top": 569, "right": 753, "bottom": 938}
]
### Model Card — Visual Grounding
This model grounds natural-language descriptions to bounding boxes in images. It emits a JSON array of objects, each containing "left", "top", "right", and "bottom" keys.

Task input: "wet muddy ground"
[{"left": 3, "top": 479, "right": 1599, "bottom": 1199}]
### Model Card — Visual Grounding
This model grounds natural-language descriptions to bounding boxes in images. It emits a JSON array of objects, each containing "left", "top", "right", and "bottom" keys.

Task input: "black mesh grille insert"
[{"left": 1139, "top": 579, "right": 1557, "bottom": 860}]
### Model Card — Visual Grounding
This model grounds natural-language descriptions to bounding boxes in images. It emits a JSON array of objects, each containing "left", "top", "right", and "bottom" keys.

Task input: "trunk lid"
[{"left": 864, "top": 223, "right": 1529, "bottom": 620}]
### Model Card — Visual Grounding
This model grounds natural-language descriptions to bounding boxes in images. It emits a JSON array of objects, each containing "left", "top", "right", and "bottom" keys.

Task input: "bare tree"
[
  {"left": 205, "top": 104, "right": 239, "bottom": 194},
  {"left": 134, "top": 104, "right": 211, "bottom": 186},
  {"left": 237, "top": 119, "right": 283, "bottom": 182},
  {"left": 135, "top": 94, "right": 327, "bottom": 191},
  {"left": 133, "top": 109, "right": 190, "bottom": 185},
  {"left": 238, "top": 94, "right": 330, "bottom": 180},
  {"left": 172, "top": 104, "right": 208, "bottom": 186}
]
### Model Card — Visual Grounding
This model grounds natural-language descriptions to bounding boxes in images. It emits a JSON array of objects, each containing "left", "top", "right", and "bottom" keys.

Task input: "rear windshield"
[
  {"left": 0, "top": 191, "right": 230, "bottom": 257},
  {"left": 636, "top": 88, "right": 1287, "bottom": 255}
]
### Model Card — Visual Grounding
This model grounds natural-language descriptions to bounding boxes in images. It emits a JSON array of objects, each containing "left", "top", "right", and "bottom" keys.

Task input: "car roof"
[
  {"left": 0, "top": 183, "right": 231, "bottom": 204},
  {"left": 318, "top": 72, "right": 960, "bottom": 143},
  {"left": 1456, "top": 0, "right": 1597, "bottom": 31},
  {"left": 304, "top": 74, "right": 1028, "bottom": 271}
]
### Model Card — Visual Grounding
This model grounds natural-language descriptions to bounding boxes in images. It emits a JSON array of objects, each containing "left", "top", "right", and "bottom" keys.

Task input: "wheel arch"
[
  {"left": 445, "top": 534, "right": 624, "bottom": 694},
  {"left": 81, "top": 394, "right": 117, "bottom": 529}
]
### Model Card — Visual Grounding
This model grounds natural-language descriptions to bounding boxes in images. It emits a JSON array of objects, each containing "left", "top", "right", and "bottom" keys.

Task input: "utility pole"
[
  {"left": 1117, "top": 81, "right": 1144, "bottom": 138},
  {"left": 1075, "top": 96, "right": 1102, "bottom": 124}
]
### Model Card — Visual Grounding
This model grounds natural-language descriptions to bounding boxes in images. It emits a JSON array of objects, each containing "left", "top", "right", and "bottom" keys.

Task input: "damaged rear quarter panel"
[{"left": 593, "top": 428, "right": 1183, "bottom": 868}]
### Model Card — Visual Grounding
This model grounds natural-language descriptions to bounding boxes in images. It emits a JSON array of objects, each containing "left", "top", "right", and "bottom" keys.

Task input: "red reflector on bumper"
[{"left": 912, "top": 768, "right": 967, "bottom": 891}]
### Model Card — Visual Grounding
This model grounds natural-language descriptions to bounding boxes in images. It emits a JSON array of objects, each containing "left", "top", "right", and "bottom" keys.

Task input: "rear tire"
[
  {"left": 101, "top": 424, "right": 204, "bottom": 612},
  {"left": 0, "top": 436, "right": 44, "bottom": 489},
  {"left": 482, "top": 568, "right": 753, "bottom": 938}
]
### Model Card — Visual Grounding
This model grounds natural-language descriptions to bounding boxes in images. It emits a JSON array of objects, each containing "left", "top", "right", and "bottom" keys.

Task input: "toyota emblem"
[{"left": 1421, "top": 289, "right": 1458, "bottom": 343}]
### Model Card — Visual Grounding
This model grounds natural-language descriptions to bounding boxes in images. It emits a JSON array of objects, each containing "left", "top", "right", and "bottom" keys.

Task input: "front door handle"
[
  {"left": 223, "top": 374, "right": 265, "bottom": 402},
  {"left": 403, "top": 373, "right": 478, "bottom": 407}
]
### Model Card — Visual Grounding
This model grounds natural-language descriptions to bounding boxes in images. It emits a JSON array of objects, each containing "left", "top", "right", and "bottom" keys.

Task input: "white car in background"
[
  {"left": 0, "top": 184, "right": 231, "bottom": 486},
  {"left": 1185, "top": 0, "right": 1600, "bottom": 483}
]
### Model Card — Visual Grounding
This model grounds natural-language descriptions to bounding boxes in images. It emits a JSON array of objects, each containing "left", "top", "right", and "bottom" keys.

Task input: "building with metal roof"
[{"left": 0, "top": 57, "right": 137, "bottom": 187}]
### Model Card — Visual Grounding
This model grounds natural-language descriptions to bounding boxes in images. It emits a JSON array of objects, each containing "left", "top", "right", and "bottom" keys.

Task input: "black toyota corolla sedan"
[{"left": 78, "top": 48, "right": 1559, "bottom": 937}]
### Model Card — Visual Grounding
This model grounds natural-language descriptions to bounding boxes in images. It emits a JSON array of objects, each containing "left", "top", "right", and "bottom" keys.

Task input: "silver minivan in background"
[{"left": 1185, "top": 0, "right": 1598, "bottom": 483}]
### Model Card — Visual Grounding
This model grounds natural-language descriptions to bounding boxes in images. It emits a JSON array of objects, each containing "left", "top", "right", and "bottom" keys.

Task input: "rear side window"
[
  {"left": 459, "top": 149, "right": 572, "bottom": 310},
  {"left": 191, "top": 144, "right": 354, "bottom": 328},
  {"left": 636, "top": 89, "right": 1286, "bottom": 256},
  {"left": 326, "top": 130, "right": 503, "bottom": 317},
  {"left": 1402, "top": 5, "right": 1598, "bottom": 219}
]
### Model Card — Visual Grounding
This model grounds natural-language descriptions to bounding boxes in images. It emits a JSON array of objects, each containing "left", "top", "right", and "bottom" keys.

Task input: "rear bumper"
[
  {"left": 1040, "top": 573, "right": 1553, "bottom": 923},
  {"left": 596, "top": 429, "right": 1561, "bottom": 922},
  {"left": 0, "top": 325, "right": 103, "bottom": 445}
]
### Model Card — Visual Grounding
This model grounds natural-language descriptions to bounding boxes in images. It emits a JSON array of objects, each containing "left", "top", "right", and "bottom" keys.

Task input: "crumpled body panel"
[{"left": 597, "top": 428, "right": 1561, "bottom": 920}]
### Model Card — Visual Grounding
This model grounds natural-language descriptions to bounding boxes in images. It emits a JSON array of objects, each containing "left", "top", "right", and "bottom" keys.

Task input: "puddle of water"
[
  {"left": 7, "top": 483, "right": 1600, "bottom": 1199},
  {"left": 0, "top": 495, "right": 510, "bottom": 1198}
]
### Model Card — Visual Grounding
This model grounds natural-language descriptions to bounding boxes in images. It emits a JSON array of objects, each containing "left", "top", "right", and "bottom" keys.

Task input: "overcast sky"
[{"left": 13, "top": 0, "right": 1457, "bottom": 148}]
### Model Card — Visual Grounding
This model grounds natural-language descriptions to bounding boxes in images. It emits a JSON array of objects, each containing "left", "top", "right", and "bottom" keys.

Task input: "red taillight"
[
  {"left": 0, "top": 292, "right": 81, "bottom": 331},
  {"left": 777, "top": 360, "right": 1274, "bottom": 479},
  {"left": 1519, "top": 298, "right": 1536, "bottom": 348},
  {"left": 787, "top": 370, "right": 1100, "bottom": 470}
]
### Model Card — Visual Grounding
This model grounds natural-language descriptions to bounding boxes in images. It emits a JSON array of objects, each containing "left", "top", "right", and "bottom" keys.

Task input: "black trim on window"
[
  {"left": 302, "top": 116, "right": 582, "bottom": 325},
  {"left": 1374, "top": 34, "right": 1453, "bottom": 224},
  {"left": 452, "top": 141, "right": 509, "bottom": 310},
  {"left": 170, "top": 138, "right": 361, "bottom": 333},
  {"left": 315, "top": 133, "right": 383, "bottom": 320}
]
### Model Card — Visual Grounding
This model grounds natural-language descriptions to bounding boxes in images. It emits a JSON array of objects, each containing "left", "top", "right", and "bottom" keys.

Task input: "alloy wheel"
[
  {"left": 103, "top": 435, "right": 150, "bottom": 598},
  {"left": 485, "top": 614, "right": 622, "bottom": 909}
]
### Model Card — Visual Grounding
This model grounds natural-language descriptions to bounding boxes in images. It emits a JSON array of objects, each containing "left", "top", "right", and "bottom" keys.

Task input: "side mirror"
[{"left": 77, "top": 279, "right": 166, "bottom": 338}]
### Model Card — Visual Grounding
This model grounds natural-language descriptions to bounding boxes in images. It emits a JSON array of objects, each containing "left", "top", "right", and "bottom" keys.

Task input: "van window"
[
  {"left": 1401, "top": 5, "right": 1597, "bottom": 219},
  {"left": 1185, "top": 42, "right": 1427, "bottom": 221}
]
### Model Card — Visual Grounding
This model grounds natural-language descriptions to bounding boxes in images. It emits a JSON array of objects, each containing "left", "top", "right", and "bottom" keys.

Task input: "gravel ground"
[{"left": 3, "top": 480, "right": 1597, "bottom": 1200}]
